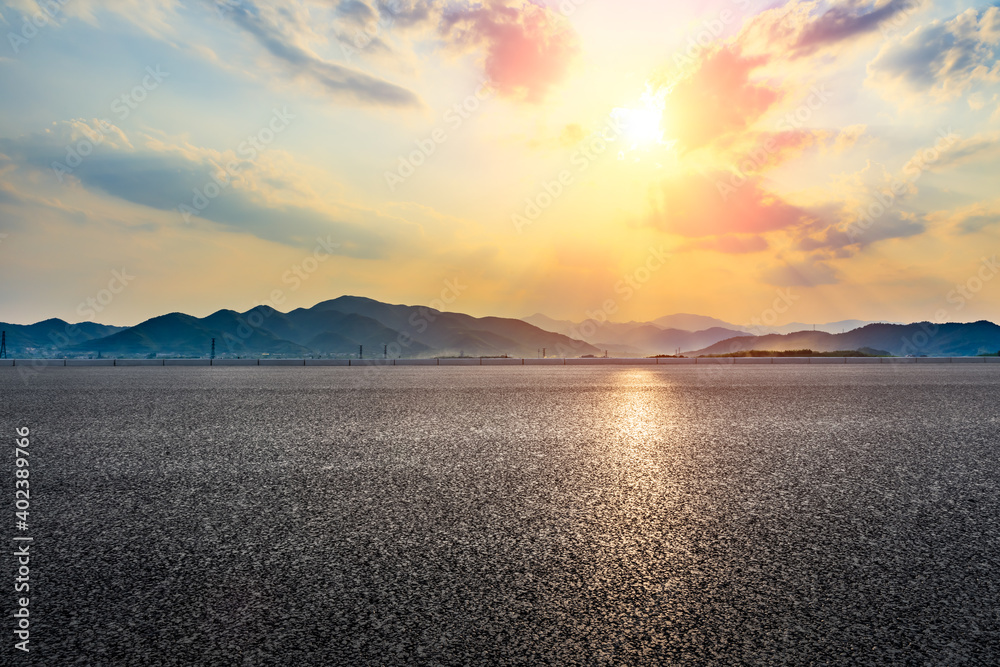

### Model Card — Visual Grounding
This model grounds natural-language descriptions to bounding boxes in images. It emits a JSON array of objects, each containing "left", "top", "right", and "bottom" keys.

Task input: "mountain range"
[
  {"left": 523, "top": 313, "right": 888, "bottom": 339},
  {"left": 0, "top": 297, "right": 600, "bottom": 359},
  {"left": 687, "top": 322, "right": 1000, "bottom": 358},
  {"left": 1, "top": 298, "right": 997, "bottom": 358},
  {"left": 0, "top": 319, "right": 127, "bottom": 353},
  {"left": 522, "top": 313, "right": 744, "bottom": 355}
]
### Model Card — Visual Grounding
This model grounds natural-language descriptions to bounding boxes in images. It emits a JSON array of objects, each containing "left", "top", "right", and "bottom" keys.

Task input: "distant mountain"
[
  {"left": 522, "top": 314, "right": 743, "bottom": 348},
  {"left": 523, "top": 312, "right": 893, "bottom": 352},
  {"left": 71, "top": 312, "right": 313, "bottom": 357},
  {"left": 10, "top": 302, "right": 994, "bottom": 359},
  {"left": 0, "top": 319, "right": 127, "bottom": 355},
  {"left": 594, "top": 325, "right": 748, "bottom": 355},
  {"left": 522, "top": 313, "right": 578, "bottom": 337},
  {"left": 758, "top": 320, "right": 895, "bottom": 335},
  {"left": 317, "top": 296, "right": 600, "bottom": 358},
  {"left": 652, "top": 313, "right": 747, "bottom": 332},
  {"left": 50, "top": 297, "right": 599, "bottom": 359},
  {"left": 522, "top": 314, "right": 670, "bottom": 343},
  {"left": 688, "top": 322, "right": 1000, "bottom": 358}
]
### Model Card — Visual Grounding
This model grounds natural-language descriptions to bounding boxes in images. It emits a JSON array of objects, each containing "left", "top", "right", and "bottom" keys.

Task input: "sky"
[{"left": 0, "top": 0, "right": 999, "bottom": 328}]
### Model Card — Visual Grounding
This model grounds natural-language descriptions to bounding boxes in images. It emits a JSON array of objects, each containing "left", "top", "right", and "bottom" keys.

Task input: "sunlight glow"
[
  {"left": 610, "top": 370, "right": 667, "bottom": 446},
  {"left": 618, "top": 107, "right": 664, "bottom": 148},
  {"left": 611, "top": 86, "right": 674, "bottom": 160}
]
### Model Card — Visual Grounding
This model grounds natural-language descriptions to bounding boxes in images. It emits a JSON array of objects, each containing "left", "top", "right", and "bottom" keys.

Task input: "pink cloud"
[
  {"left": 717, "top": 129, "right": 826, "bottom": 175},
  {"left": 441, "top": 1, "right": 580, "bottom": 102},
  {"left": 647, "top": 171, "right": 815, "bottom": 238},
  {"left": 663, "top": 46, "right": 783, "bottom": 152}
]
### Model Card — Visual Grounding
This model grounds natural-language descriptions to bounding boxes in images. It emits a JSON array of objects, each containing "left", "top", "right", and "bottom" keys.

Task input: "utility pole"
[
  {"left": 542, "top": 347, "right": 546, "bottom": 359},
  {"left": 359, "top": 345, "right": 363, "bottom": 360},
  {"left": 384, "top": 344, "right": 387, "bottom": 359},
  {"left": 211, "top": 338, "right": 215, "bottom": 360},
  {"left": 0, "top": 331, "right": 6, "bottom": 359}
]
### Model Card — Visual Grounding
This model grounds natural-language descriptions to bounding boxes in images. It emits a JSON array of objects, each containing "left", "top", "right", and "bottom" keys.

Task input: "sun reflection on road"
[{"left": 605, "top": 369, "right": 676, "bottom": 467}]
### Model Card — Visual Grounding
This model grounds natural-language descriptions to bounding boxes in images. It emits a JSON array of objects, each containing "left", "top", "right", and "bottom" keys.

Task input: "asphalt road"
[{"left": 2, "top": 366, "right": 998, "bottom": 665}]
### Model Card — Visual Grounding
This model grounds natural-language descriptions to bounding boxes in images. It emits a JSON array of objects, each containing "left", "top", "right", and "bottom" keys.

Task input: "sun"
[
  {"left": 619, "top": 107, "right": 664, "bottom": 147},
  {"left": 611, "top": 87, "right": 673, "bottom": 154}
]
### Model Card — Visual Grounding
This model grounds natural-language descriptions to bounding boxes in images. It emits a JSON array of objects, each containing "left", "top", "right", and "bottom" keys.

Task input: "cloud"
[
  {"left": 440, "top": 0, "right": 579, "bottom": 102},
  {"left": 360, "top": 0, "right": 435, "bottom": 29},
  {"left": 655, "top": 2, "right": 931, "bottom": 153},
  {"left": 867, "top": 6, "right": 1000, "bottom": 101},
  {"left": 789, "top": 157, "right": 929, "bottom": 255},
  {"left": 0, "top": 121, "right": 407, "bottom": 255},
  {"left": 221, "top": 0, "right": 420, "bottom": 107},
  {"left": 955, "top": 212, "right": 1000, "bottom": 235},
  {"left": 908, "top": 131, "right": 1000, "bottom": 172},
  {"left": 721, "top": 128, "right": 827, "bottom": 174},
  {"left": 740, "top": 0, "right": 924, "bottom": 59},
  {"left": 641, "top": 2, "right": 961, "bottom": 265},
  {"left": 786, "top": 0, "right": 921, "bottom": 58},
  {"left": 832, "top": 124, "right": 867, "bottom": 152},
  {"left": 686, "top": 235, "right": 770, "bottom": 254},
  {"left": 11, "top": 0, "right": 573, "bottom": 107},
  {"left": 761, "top": 260, "right": 840, "bottom": 287},
  {"left": 1, "top": 0, "right": 184, "bottom": 38},
  {"left": 331, "top": 0, "right": 435, "bottom": 59},
  {"left": 927, "top": 200, "right": 1000, "bottom": 235},
  {"left": 647, "top": 170, "right": 819, "bottom": 238},
  {"left": 335, "top": 0, "right": 378, "bottom": 27},
  {"left": 797, "top": 208, "right": 925, "bottom": 253},
  {"left": 660, "top": 46, "right": 783, "bottom": 153}
]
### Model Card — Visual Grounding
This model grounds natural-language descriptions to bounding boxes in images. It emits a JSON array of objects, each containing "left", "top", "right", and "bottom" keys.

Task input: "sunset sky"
[{"left": 1, "top": 0, "right": 999, "bottom": 327}]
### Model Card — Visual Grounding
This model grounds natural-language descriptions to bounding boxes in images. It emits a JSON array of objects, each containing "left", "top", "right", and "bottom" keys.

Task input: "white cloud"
[{"left": 868, "top": 7, "right": 1000, "bottom": 102}]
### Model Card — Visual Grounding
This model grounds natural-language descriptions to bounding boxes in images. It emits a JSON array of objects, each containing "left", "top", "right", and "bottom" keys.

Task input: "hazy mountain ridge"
[
  {"left": 688, "top": 322, "right": 1000, "bottom": 358},
  {"left": 521, "top": 314, "right": 746, "bottom": 352},
  {"left": 764, "top": 319, "right": 888, "bottom": 335},
  {"left": 651, "top": 314, "right": 747, "bottom": 332},
  {"left": 523, "top": 313, "right": 893, "bottom": 342},
  {"left": 593, "top": 325, "right": 747, "bottom": 356}
]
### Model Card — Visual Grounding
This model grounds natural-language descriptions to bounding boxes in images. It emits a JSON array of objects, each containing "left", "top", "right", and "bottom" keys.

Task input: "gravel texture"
[{"left": 2, "top": 366, "right": 999, "bottom": 665}]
